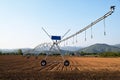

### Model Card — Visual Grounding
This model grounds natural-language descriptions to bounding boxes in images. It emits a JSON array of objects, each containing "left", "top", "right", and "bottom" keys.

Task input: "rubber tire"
[
  {"left": 41, "top": 60, "right": 47, "bottom": 66},
  {"left": 64, "top": 60, "right": 70, "bottom": 66}
]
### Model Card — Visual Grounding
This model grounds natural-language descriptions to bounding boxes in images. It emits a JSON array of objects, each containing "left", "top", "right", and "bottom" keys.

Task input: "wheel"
[
  {"left": 41, "top": 60, "right": 47, "bottom": 66},
  {"left": 64, "top": 60, "right": 70, "bottom": 66}
]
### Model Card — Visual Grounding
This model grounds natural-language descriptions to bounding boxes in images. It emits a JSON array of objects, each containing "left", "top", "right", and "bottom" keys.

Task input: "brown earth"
[{"left": 0, "top": 55, "right": 120, "bottom": 80}]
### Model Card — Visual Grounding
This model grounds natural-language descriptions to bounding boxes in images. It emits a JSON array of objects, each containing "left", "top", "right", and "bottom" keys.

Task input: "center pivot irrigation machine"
[
  {"left": 40, "top": 6, "right": 115, "bottom": 66},
  {"left": 25, "top": 6, "right": 115, "bottom": 66}
]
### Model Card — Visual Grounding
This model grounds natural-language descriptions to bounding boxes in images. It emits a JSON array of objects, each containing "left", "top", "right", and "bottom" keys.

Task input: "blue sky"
[{"left": 0, "top": 0, "right": 120, "bottom": 49}]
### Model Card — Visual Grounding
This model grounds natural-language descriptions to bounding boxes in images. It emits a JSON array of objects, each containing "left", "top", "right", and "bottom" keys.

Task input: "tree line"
[
  {"left": 99, "top": 52, "right": 120, "bottom": 57},
  {"left": 0, "top": 50, "right": 120, "bottom": 57},
  {"left": 79, "top": 51, "right": 120, "bottom": 57},
  {"left": 0, "top": 49, "right": 23, "bottom": 55}
]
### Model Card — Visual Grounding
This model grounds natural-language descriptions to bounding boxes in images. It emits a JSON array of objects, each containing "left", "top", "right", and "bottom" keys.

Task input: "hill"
[
  {"left": 79, "top": 43, "right": 120, "bottom": 53},
  {"left": 61, "top": 46, "right": 81, "bottom": 51},
  {"left": 114, "top": 44, "right": 120, "bottom": 48},
  {"left": 1, "top": 43, "right": 120, "bottom": 54}
]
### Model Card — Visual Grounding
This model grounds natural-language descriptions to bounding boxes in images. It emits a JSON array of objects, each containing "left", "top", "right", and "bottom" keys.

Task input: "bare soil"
[{"left": 0, "top": 55, "right": 120, "bottom": 80}]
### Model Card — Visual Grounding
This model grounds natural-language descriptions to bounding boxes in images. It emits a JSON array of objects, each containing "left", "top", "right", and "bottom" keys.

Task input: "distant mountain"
[
  {"left": 79, "top": 43, "right": 120, "bottom": 53},
  {"left": 113, "top": 44, "right": 120, "bottom": 48},
  {"left": 1, "top": 48, "right": 32, "bottom": 53},
  {"left": 1, "top": 49, "right": 18, "bottom": 53},
  {"left": 21, "top": 48, "right": 32, "bottom": 53},
  {"left": 1, "top": 43, "right": 120, "bottom": 54},
  {"left": 61, "top": 46, "right": 81, "bottom": 51}
]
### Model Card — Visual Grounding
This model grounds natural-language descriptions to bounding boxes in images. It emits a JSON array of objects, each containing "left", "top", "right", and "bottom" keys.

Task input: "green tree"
[
  {"left": 0, "top": 51, "right": 2, "bottom": 55},
  {"left": 100, "top": 52, "right": 120, "bottom": 57},
  {"left": 80, "top": 51, "right": 86, "bottom": 56},
  {"left": 18, "top": 49, "right": 23, "bottom": 55}
]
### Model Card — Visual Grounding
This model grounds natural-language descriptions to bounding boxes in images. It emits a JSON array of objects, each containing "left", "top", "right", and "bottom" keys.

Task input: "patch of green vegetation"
[
  {"left": 39, "top": 53, "right": 46, "bottom": 55},
  {"left": 100, "top": 52, "right": 120, "bottom": 57},
  {"left": 78, "top": 51, "right": 120, "bottom": 57},
  {"left": 0, "top": 51, "right": 2, "bottom": 55},
  {"left": 79, "top": 51, "right": 98, "bottom": 56}
]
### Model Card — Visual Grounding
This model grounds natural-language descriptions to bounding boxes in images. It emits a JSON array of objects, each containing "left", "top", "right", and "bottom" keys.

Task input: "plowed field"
[{"left": 0, "top": 55, "right": 120, "bottom": 80}]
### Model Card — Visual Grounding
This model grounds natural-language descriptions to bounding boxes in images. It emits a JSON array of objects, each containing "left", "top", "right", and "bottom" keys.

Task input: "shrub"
[
  {"left": 100, "top": 52, "right": 120, "bottom": 57},
  {"left": 18, "top": 49, "right": 23, "bottom": 55},
  {"left": 0, "top": 51, "right": 2, "bottom": 55},
  {"left": 39, "top": 53, "right": 46, "bottom": 55}
]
